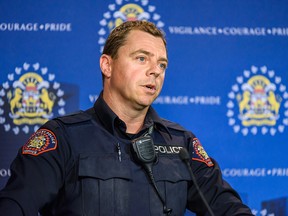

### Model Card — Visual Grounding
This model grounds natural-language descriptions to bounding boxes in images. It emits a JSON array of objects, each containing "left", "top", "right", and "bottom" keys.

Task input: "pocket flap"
[{"left": 78, "top": 153, "right": 131, "bottom": 180}]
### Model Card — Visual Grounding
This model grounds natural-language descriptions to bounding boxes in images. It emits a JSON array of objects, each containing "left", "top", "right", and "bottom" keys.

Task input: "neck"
[{"left": 103, "top": 92, "right": 149, "bottom": 134}]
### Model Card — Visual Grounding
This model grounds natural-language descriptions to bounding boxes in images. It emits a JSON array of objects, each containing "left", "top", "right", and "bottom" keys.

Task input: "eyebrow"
[{"left": 129, "top": 49, "right": 168, "bottom": 64}]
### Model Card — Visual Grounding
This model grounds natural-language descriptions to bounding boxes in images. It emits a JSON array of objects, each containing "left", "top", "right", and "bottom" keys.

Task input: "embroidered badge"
[
  {"left": 192, "top": 138, "right": 214, "bottom": 167},
  {"left": 22, "top": 129, "right": 57, "bottom": 156}
]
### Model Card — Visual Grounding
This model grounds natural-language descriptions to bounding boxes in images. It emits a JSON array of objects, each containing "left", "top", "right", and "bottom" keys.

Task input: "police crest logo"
[
  {"left": 192, "top": 138, "right": 214, "bottom": 167},
  {"left": 227, "top": 66, "right": 288, "bottom": 136},
  {"left": 0, "top": 62, "right": 66, "bottom": 135},
  {"left": 22, "top": 129, "right": 57, "bottom": 156},
  {"left": 97, "top": 0, "right": 165, "bottom": 53}
]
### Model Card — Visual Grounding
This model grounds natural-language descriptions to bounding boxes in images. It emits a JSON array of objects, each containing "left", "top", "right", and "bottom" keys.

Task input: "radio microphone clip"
[{"left": 131, "top": 129, "right": 172, "bottom": 215}]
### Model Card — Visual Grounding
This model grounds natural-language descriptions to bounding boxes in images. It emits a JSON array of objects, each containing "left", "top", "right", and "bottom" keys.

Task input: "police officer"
[{"left": 0, "top": 20, "right": 253, "bottom": 215}]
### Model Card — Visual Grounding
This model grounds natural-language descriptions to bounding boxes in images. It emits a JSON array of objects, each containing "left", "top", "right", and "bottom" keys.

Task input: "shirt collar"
[
  {"left": 146, "top": 106, "right": 172, "bottom": 139},
  {"left": 93, "top": 92, "right": 120, "bottom": 135},
  {"left": 93, "top": 92, "right": 172, "bottom": 138}
]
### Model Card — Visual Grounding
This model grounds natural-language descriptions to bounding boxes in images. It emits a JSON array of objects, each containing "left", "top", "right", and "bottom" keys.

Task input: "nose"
[{"left": 146, "top": 61, "right": 162, "bottom": 77}]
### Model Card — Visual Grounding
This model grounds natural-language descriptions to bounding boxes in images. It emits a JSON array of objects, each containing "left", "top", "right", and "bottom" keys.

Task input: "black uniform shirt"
[{"left": 0, "top": 93, "right": 253, "bottom": 216}]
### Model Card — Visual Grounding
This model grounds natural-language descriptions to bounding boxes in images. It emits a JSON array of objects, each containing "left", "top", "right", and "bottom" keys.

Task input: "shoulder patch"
[
  {"left": 192, "top": 138, "right": 214, "bottom": 167},
  {"left": 22, "top": 129, "right": 57, "bottom": 156}
]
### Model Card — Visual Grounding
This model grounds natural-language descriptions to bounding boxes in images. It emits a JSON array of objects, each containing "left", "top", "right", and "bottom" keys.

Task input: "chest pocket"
[
  {"left": 78, "top": 153, "right": 131, "bottom": 216},
  {"left": 150, "top": 156, "right": 191, "bottom": 215}
]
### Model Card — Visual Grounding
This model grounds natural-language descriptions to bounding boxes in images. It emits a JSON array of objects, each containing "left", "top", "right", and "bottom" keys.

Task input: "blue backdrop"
[{"left": 1, "top": 0, "right": 288, "bottom": 215}]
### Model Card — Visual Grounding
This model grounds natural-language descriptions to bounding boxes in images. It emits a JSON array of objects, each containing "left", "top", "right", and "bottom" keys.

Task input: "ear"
[{"left": 100, "top": 54, "right": 112, "bottom": 78}]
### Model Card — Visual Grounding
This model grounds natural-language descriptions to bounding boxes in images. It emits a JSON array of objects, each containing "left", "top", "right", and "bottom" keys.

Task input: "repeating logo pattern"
[
  {"left": 0, "top": 63, "right": 66, "bottom": 135},
  {"left": 227, "top": 66, "right": 288, "bottom": 136},
  {"left": 97, "top": 0, "right": 164, "bottom": 53}
]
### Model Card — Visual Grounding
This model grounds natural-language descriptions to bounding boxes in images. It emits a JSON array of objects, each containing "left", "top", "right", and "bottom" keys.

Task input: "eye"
[
  {"left": 137, "top": 56, "right": 146, "bottom": 62},
  {"left": 159, "top": 63, "right": 167, "bottom": 70}
]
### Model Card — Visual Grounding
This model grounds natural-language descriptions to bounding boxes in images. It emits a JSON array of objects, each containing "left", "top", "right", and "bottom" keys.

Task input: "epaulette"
[
  {"left": 55, "top": 110, "right": 92, "bottom": 124},
  {"left": 160, "top": 118, "right": 187, "bottom": 132}
]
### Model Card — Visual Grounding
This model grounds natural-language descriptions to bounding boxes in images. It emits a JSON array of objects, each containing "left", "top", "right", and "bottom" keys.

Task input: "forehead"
[{"left": 123, "top": 30, "right": 167, "bottom": 55}]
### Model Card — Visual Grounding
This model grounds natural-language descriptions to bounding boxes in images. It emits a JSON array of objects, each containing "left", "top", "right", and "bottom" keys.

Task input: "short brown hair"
[{"left": 102, "top": 20, "right": 167, "bottom": 59}]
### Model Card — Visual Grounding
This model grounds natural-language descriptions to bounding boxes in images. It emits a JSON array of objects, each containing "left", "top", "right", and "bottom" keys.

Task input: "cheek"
[
  {"left": 158, "top": 74, "right": 165, "bottom": 85},
  {"left": 114, "top": 71, "right": 137, "bottom": 90}
]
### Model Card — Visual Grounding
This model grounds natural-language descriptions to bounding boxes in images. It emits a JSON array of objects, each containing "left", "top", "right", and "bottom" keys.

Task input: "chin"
[
  {"left": 136, "top": 94, "right": 158, "bottom": 107},
  {"left": 137, "top": 100, "right": 154, "bottom": 109}
]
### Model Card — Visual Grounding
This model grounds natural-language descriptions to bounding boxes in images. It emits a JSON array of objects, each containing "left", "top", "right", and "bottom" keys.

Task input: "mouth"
[
  {"left": 145, "top": 84, "right": 156, "bottom": 91},
  {"left": 141, "top": 83, "right": 157, "bottom": 95}
]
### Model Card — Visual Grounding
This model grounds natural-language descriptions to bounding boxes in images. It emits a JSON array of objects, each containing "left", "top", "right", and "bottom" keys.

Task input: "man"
[{"left": 0, "top": 20, "right": 253, "bottom": 215}]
